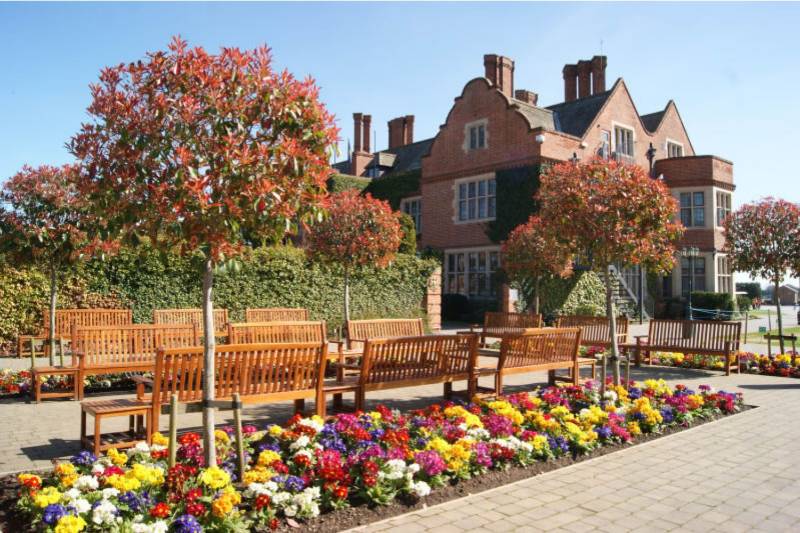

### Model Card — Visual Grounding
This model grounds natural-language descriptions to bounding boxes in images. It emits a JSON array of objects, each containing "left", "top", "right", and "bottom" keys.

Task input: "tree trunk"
[
  {"left": 201, "top": 259, "right": 217, "bottom": 467},
  {"left": 533, "top": 276, "right": 541, "bottom": 316},
  {"left": 48, "top": 265, "right": 57, "bottom": 366},
  {"left": 343, "top": 267, "right": 351, "bottom": 324},
  {"left": 775, "top": 279, "right": 785, "bottom": 354},
  {"left": 605, "top": 265, "right": 621, "bottom": 385}
]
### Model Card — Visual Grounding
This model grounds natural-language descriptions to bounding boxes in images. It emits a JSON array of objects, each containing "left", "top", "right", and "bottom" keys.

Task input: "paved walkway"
[{"left": 351, "top": 368, "right": 800, "bottom": 533}]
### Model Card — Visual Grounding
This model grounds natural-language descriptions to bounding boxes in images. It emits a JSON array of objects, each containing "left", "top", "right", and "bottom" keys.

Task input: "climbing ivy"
[{"left": 485, "top": 165, "right": 542, "bottom": 243}]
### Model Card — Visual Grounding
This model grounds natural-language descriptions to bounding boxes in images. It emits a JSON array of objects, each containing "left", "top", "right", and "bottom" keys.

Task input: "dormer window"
[
  {"left": 667, "top": 141, "right": 684, "bottom": 158},
  {"left": 464, "top": 119, "right": 488, "bottom": 152}
]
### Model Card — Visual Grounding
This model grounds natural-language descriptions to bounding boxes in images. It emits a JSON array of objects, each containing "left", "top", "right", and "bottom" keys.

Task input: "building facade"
[{"left": 333, "top": 54, "right": 735, "bottom": 313}]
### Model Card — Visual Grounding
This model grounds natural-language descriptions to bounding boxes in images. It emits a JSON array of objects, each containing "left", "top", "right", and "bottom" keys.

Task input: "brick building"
[{"left": 333, "top": 54, "right": 735, "bottom": 315}]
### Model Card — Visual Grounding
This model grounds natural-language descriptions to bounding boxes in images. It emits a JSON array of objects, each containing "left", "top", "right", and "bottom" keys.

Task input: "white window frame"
[
  {"left": 716, "top": 255, "right": 732, "bottom": 294},
  {"left": 715, "top": 190, "right": 732, "bottom": 228},
  {"left": 444, "top": 246, "right": 501, "bottom": 298},
  {"left": 453, "top": 173, "right": 497, "bottom": 224},
  {"left": 666, "top": 138, "right": 684, "bottom": 158},
  {"left": 400, "top": 196, "right": 422, "bottom": 234},
  {"left": 679, "top": 190, "right": 706, "bottom": 228},
  {"left": 463, "top": 118, "right": 489, "bottom": 152},
  {"left": 612, "top": 121, "right": 635, "bottom": 158}
]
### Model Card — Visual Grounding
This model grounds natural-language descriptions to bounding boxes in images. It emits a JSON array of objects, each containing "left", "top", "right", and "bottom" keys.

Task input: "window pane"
[
  {"left": 459, "top": 183, "right": 466, "bottom": 201},
  {"left": 489, "top": 252, "right": 499, "bottom": 271},
  {"left": 468, "top": 252, "right": 477, "bottom": 270},
  {"left": 468, "top": 198, "right": 476, "bottom": 219},
  {"left": 456, "top": 253, "right": 464, "bottom": 272},
  {"left": 488, "top": 179, "right": 496, "bottom": 195},
  {"left": 488, "top": 197, "right": 496, "bottom": 218},
  {"left": 470, "top": 127, "right": 476, "bottom": 150},
  {"left": 468, "top": 182, "right": 476, "bottom": 198},
  {"left": 478, "top": 197, "right": 486, "bottom": 218},
  {"left": 680, "top": 193, "right": 690, "bottom": 208},
  {"left": 478, "top": 125, "right": 485, "bottom": 148},
  {"left": 448, "top": 254, "right": 455, "bottom": 271},
  {"left": 693, "top": 192, "right": 704, "bottom": 206},
  {"left": 478, "top": 251, "right": 486, "bottom": 271},
  {"left": 459, "top": 200, "right": 467, "bottom": 221},
  {"left": 478, "top": 180, "right": 486, "bottom": 197},
  {"left": 694, "top": 208, "right": 705, "bottom": 226},
  {"left": 681, "top": 209, "right": 691, "bottom": 227}
]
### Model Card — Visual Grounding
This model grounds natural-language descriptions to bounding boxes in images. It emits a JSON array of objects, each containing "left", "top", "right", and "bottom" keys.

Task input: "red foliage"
[
  {"left": 69, "top": 36, "right": 338, "bottom": 263},
  {"left": 502, "top": 215, "right": 573, "bottom": 282},
  {"left": 537, "top": 159, "right": 684, "bottom": 273},
  {"left": 723, "top": 197, "right": 800, "bottom": 284},
  {"left": 306, "top": 190, "right": 402, "bottom": 270}
]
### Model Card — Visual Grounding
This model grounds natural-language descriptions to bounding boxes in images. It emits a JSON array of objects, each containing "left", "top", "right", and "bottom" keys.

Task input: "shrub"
[
  {"left": 736, "top": 295, "right": 753, "bottom": 311},
  {"left": 736, "top": 282, "right": 762, "bottom": 300},
  {"left": 690, "top": 291, "right": 735, "bottom": 319},
  {"left": 398, "top": 213, "right": 417, "bottom": 254}
]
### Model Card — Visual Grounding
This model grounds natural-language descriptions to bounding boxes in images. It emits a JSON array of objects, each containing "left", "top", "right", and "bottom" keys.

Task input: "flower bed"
[
  {"left": 651, "top": 351, "right": 800, "bottom": 377},
  {"left": 8, "top": 379, "right": 742, "bottom": 532},
  {"left": 0, "top": 369, "right": 141, "bottom": 398}
]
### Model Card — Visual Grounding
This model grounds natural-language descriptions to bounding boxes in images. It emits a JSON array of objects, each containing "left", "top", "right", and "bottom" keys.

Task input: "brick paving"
[{"left": 2, "top": 351, "right": 800, "bottom": 531}]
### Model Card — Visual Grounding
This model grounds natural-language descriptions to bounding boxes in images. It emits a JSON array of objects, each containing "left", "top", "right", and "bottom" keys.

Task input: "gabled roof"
[
  {"left": 546, "top": 88, "right": 613, "bottom": 137},
  {"left": 331, "top": 159, "right": 350, "bottom": 174},
  {"left": 380, "top": 138, "right": 434, "bottom": 174},
  {"left": 510, "top": 99, "right": 555, "bottom": 130},
  {"left": 640, "top": 110, "right": 666, "bottom": 133}
]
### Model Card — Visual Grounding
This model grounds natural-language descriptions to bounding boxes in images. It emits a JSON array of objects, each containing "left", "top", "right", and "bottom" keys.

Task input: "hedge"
[
  {"left": 0, "top": 245, "right": 439, "bottom": 350},
  {"left": 514, "top": 271, "right": 607, "bottom": 320},
  {"left": 690, "top": 291, "right": 736, "bottom": 319},
  {"left": 326, "top": 174, "right": 371, "bottom": 193},
  {"left": 736, "top": 282, "right": 762, "bottom": 300}
]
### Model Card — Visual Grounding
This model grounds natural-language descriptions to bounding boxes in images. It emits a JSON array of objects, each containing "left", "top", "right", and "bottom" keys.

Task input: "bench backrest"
[
  {"left": 245, "top": 308, "right": 309, "bottom": 322},
  {"left": 347, "top": 318, "right": 424, "bottom": 343},
  {"left": 360, "top": 334, "right": 477, "bottom": 387},
  {"left": 555, "top": 315, "right": 629, "bottom": 345},
  {"left": 499, "top": 328, "right": 582, "bottom": 370},
  {"left": 72, "top": 323, "right": 199, "bottom": 368},
  {"left": 152, "top": 342, "right": 328, "bottom": 405},
  {"left": 648, "top": 319, "right": 741, "bottom": 352},
  {"left": 227, "top": 321, "right": 326, "bottom": 344},
  {"left": 43, "top": 309, "right": 133, "bottom": 336},
  {"left": 483, "top": 312, "right": 542, "bottom": 332},
  {"left": 152, "top": 308, "right": 229, "bottom": 336}
]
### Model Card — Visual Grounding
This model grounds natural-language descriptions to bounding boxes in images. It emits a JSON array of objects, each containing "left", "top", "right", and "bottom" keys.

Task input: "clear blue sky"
[{"left": 1, "top": 2, "right": 798, "bottom": 284}]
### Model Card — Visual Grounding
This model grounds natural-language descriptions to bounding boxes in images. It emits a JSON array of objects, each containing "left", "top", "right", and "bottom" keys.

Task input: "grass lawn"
[{"left": 747, "top": 325, "right": 800, "bottom": 344}]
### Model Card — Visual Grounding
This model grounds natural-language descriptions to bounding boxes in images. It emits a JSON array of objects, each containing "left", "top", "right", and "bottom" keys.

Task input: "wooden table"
[{"left": 80, "top": 398, "right": 150, "bottom": 455}]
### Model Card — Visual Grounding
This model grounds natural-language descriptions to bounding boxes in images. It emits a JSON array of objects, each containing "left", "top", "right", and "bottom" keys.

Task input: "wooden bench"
[
  {"left": 467, "top": 312, "right": 543, "bottom": 347},
  {"left": 633, "top": 319, "right": 742, "bottom": 375},
  {"left": 153, "top": 308, "right": 229, "bottom": 337},
  {"left": 555, "top": 315, "right": 629, "bottom": 347},
  {"left": 227, "top": 321, "right": 326, "bottom": 344},
  {"left": 18, "top": 308, "right": 132, "bottom": 358},
  {"left": 341, "top": 318, "right": 425, "bottom": 351},
  {"left": 325, "top": 334, "right": 478, "bottom": 413},
  {"left": 70, "top": 323, "right": 200, "bottom": 400},
  {"left": 474, "top": 328, "right": 582, "bottom": 396},
  {"left": 80, "top": 341, "right": 328, "bottom": 452},
  {"left": 245, "top": 308, "right": 309, "bottom": 322}
]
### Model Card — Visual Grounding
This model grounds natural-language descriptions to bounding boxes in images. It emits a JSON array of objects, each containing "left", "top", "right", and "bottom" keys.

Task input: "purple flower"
[
  {"left": 473, "top": 442, "right": 493, "bottom": 468},
  {"left": 43, "top": 504, "right": 69, "bottom": 526},
  {"left": 70, "top": 450, "right": 96, "bottom": 466},
  {"left": 628, "top": 387, "right": 642, "bottom": 400},
  {"left": 174, "top": 514, "right": 203, "bottom": 533},
  {"left": 414, "top": 450, "right": 446, "bottom": 476},
  {"left": 272, "top": 474, "right": 305, "bottom": 492},
  {"left": 596, "top": 426, "right": 612, "bottom": 440},
  {"left": 660, "top": 407, "right": 674, "bottom": 424}
]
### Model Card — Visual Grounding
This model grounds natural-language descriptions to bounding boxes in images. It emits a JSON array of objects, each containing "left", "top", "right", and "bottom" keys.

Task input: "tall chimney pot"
[{"left": 483, "top": 54, "right": 515, "bottom": 98}]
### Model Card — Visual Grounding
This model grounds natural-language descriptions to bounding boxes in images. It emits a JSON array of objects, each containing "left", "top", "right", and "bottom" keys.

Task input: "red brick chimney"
[
  {"left": 388, "top": 115, "right": 414, "bottom": 149},
  {"left": 483, "top": 54, "right": 514, "bottom": 98},
  {"left": 563, "top": 65, "right": 578, "bottom": 102},
  {"left": 353, "top": 113, "right": 363, "bottom": 153},
  {"left": 577, "top": 60, "right": 592, "bottom": 99},
  {"left": 362, "top": 114, "right": 371, "bottom": 153},
  {"left": 591, "top": 55, "right": 607, "bottom": 94},
  {"left": 514, "top": 90, "right": 538, "bottom": 106}
]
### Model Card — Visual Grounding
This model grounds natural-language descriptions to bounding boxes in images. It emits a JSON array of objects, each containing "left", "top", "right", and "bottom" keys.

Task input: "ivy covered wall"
[{"left": 515, "top": 271, "right": 607, "bottom": 318}]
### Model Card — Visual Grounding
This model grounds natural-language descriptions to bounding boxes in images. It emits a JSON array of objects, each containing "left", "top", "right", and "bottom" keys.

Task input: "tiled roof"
[
  {"left": 331, "top": 159, "right": 350, "bottom": 174},
  {"left": 641, "top": 110, "right": 666, "bottom": 133},
  {"left": 511, "top": 99, "right": 555, "bottom": 130},
  {"left": 546, "top": 89, "right": 613, "bottom": 137},
  {"left": 381, "top": 138, "right": 434, "bottom": 174}
]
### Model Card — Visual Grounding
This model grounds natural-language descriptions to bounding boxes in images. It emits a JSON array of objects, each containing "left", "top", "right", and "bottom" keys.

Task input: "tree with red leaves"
[
  {"left": 306, "top": 189, "right": 402, "bottom": 326},
  {"left": 0, "top": 165, "right": 100, "bottom": 364},
  {"left": 69, "top": 37, "right": 338, "bottom": 465},
  {"left": 538, "top": 159, "right": 684, "bottom": 384},
  {"left": 502, "top": 215, "right": 573, "bottom": 315},
  {"left": 724, "top": 198, "right": 800, "bottom": 353}
]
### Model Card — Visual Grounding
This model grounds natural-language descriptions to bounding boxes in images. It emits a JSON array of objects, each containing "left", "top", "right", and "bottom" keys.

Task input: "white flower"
[
  {"left": 64, "top": 488, "right": 82, "bottom": 501},
  {"left": 92, "top": 499, "right": 119, "bottom": 525},
  {"left": 406, "top": 463, "right": 420, "bottom": 474},
  {"left": 132, "top": 520, "right": 169, "bottom": 533},
  {"left": 74, "top": 475, "right": 99, "bottom": 491},
  {"left": 297, "top": 417, "right": 324, "bottom": 432},
  {"left": 603, "top": 390, "right": 618, "bottom": 402},
  {"left": 91, "top": 464, "right": 106, "bottom": 475},
  {"left": 294, "top": 449, "right": 313, "bottom": 462},
  {"left": 467, "top": 428, "right": 490, "bottom": 440},
  {"left": 71, "top": 498, "right": 92, "bottom": 514},
  {"left": 411, "top": 480, "right": 431, "bottom": 498},
  {"left": 101, "top": 487, "right": 120, "bottom": 500},
  {"left": 289, "top": 435, "right": 310, "bottom": 451},
  {"left": 132, "top": 442, "right": 151, "bottom": 454}
]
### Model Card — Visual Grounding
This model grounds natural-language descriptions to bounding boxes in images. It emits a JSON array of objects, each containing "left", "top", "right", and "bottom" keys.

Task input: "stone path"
[{"left": 350, "top": 368, "right": 800, "bottom": 533}]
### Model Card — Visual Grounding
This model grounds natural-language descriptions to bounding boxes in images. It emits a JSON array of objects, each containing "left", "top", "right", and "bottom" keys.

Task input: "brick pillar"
[
  {"left": 423, "top": 267, "right": 442, "bottom": 331},
  {"left": 591, "top": 55, "right": 607, "bottom": 94},
  {"left": 353, "top": 113, "right": 362, "bottom": 153},
  {"left": 577, "top": 60, "right": 592, "bottom": 99},
  {"left": 362, "top": 115, "right": 371, "bottom": 153},
  {"left": 562, "top": 64, "right": 578, "bottom": 102}
]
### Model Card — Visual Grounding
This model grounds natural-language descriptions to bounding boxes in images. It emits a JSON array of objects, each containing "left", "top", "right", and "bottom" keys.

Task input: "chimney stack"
[
  {"left": 483, "top": 54, "right": 515, "bottom": 98},
  {"left": 562, "top": 55, "right": 608, "bottom": 102},
  {"left": 353, "top": 113, "right": 363, "bottom": 153},
  {"left": 591, "top": 55, "right": 607, "bottom": 94},
  {"left": 388, "top": 115, "right": 415, "bottom": 149},
  {"left": 362, "top": 115, "right": 371, "bottom": 153},
  {"left": 577, "top": 60, "right": 592, "bottom": 99},
  {"left": 514, "top": 89, "right": 538, "bottom": 106},
  {"left": 562, "top": 64, "right": 578, "bottom": 102}
]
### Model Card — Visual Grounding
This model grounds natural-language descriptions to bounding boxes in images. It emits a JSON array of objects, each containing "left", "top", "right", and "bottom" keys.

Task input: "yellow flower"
[
  {"left": 107, "top": 448, "right": 128, "bottom": 467},
  {"left": 627, "top": 421, "right": 642, "bottom": 436},
  {"left": 369, "top": 411, "right": 382, "bottom": 422},
  {"left": 214, "top": 430, "right": 230, "bottom": 444},
  {"left": 152, "top": 432, "right": 169, "bottom": 447},
  {"left": 60, "top": 474, "right": 78, "bottom": 488},
  {"left": 257, "top": 450, "right": 281, "bottom": 467},
  {"left": 211, "top": 492, "right": 240, "bottom": 517},
  {"left": 54, "top": 515, "right": 87, "bottom": 533},
  {"left": 34, "top": 486, "right": 62, "bottom": 508},
  {"left": 131, "top": 463, "right": 164, "bottom": 486},
  {"left": 444, "top": 405, "right": 483, "bottom": 428},
  {"left": 200, "top": 465, "right": 231, "bottom": 490},
  {"left": 268, "top": 425, "right": 283, "bottom": 437},
  {"left": 243, "top": 467, "right": 274, "bottom": 484},
  {"left": 106, "top": 473, "right": 140, "bottom": 492},
  {"left": 55, "top": 462, "right": 76, "bottom": 477}
]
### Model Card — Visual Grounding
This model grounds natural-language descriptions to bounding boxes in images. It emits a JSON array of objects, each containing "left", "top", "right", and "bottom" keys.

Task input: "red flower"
[
  {"left": 255, "top": 494, "right": 271, "bottom": 510},
  {"left": 186, "top": 502, "right": 206, "bottom": 517},
  {"left": 150, "top": 502, "right": 170, "bottom": 518}
]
